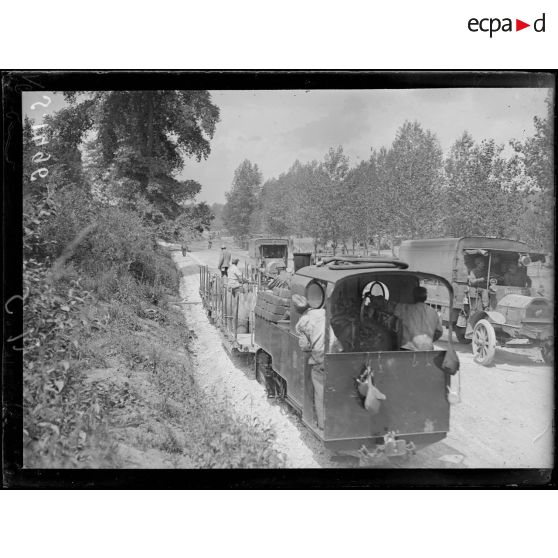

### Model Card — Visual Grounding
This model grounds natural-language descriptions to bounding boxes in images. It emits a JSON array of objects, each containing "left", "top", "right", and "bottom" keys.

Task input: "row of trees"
[{"left": 223, "top": 94, "right": 553, "bottom": 252}]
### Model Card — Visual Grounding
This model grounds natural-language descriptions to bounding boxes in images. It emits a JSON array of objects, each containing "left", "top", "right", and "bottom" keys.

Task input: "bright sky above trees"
[{"left": 23, "top": 87, "right": 551, "bottom": 204}]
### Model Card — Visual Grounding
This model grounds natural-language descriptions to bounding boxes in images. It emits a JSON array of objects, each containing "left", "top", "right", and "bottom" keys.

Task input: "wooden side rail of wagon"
[{"left": 198, "top": 264, "right": 258, "bottom": 355}]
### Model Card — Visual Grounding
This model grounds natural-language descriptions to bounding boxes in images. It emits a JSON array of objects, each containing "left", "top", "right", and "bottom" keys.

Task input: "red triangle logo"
[{"left": 516, "top": 19, "right": 530, "bottom": 31}]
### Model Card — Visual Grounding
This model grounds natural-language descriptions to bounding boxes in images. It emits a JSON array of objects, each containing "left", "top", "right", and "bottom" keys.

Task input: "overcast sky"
[{"left": 23, "top": 88, "right": 551, "bottom": 204}]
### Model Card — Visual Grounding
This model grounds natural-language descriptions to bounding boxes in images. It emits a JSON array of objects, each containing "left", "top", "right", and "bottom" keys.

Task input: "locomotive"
[{"left": 199, "top": 254, "right": 460, "bottom": 461}]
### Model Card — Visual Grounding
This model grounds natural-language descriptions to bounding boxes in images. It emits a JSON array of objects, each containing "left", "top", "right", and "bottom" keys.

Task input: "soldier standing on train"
[{"left": 293, "top": 294, "right": 342, "bottom": 430}]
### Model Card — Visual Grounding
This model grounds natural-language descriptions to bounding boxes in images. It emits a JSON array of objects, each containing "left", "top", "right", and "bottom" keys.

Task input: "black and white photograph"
[{"left": 3, "top": 72, "right": 555, "bottom": 484}]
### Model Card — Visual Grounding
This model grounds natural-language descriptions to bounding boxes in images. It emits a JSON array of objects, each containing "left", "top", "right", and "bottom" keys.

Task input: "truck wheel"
[
  {"left": 454, "top": 325, "right": 472, "bottom": 345},
  {"left": 472, "top": 319, "right": 496, "bottom": 366},
  {"left": 541, "top": 341, "right": 553, "bottom": 365}
]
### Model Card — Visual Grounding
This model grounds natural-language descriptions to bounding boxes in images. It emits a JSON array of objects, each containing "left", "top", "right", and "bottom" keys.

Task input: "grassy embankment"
[{"left": 23, "top": 188, "right": 284, "bottom": 468}]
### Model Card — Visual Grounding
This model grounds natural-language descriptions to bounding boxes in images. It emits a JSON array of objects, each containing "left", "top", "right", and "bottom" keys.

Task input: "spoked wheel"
[{"left": 472, "top": 319, "right": 496, "bottom": 366}]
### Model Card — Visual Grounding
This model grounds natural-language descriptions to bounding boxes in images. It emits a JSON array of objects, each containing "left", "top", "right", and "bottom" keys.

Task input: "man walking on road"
[{"left": 218, "top": 245, "right": 232, "bottom": 277}]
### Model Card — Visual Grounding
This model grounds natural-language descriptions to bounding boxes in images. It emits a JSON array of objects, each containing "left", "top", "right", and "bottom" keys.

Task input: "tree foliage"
[
  {"left": 178, "top": 202, "right": 215, "bottom": 234},
  {"left": 445, "top": 133, "right": 501, "bottom": 236},
  {"left": 510, "top": 91, "right": 554, "bottom": 250},
  {"left": 222, "top": 159, "right": 262, "bottom": 241},
  {"left": 384, "top": 121, "right": 444, "bottom": 238},
  {"left": 64, "top": 90, "right": 220, "bottom": 219},
  {"left": 220, "top": 107, "right": 553, "bottom": 256}
]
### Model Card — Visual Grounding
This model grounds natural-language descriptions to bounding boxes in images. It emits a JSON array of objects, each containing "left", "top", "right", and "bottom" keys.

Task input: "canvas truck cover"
[{"left": 399, "top": 237, "right": 531, "bottom": 283}]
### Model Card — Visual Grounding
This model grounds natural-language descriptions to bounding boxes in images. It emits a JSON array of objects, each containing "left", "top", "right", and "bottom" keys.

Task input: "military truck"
[
  {"left": 247, "top": 238, "right": 290, "bottom": 282},
  {"left": 399, "top": 237, "right": 553, "bottom": 365}
]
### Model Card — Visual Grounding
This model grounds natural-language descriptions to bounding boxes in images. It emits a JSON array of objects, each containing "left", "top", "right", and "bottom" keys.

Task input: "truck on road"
[{"left": 399, "top": 237, "right": 553, "bottom": 365}]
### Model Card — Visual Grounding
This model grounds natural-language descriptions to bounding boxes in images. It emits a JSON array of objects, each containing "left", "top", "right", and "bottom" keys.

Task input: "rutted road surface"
[{"left": 171, "top": 241, "right": 554, "bottom": 469}]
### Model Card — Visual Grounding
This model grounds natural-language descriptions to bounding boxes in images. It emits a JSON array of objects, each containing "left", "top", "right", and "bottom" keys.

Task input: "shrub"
[
  {"left": 36, "top": 187, "right": 96, "bottom": 261},
  {"left": 24, "top": 176, "right": 281, "bottom": 469},
  {"left": 22, "top": 255, "right": 103, "bottom": 467}
]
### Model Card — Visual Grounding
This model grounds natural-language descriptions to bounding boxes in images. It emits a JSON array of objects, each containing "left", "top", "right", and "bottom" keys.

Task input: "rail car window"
[
  {"left": 330, "top": 274, "right": 419, "bottom": 353},
  {"left": 362, "top": 281, "right": 390, "bottom": 300}
]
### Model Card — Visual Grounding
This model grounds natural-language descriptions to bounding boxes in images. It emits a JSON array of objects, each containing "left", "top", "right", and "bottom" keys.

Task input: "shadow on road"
[{"left": 437, "top": 338, "right": 546, "bottom": 368}]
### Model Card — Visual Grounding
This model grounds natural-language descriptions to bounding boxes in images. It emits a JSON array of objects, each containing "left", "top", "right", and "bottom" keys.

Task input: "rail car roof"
[
  {"left": 291, "top": 259, "right": 455, "bottom": 311},
  {"left": 297, "top": 266, "right": 400, "bottom": 283},
  {"left": 295, "top": 258, "right": 438, "bottom": 284},
  {"left": 294, "top": 262, "right": 455, "bottom": 302}
]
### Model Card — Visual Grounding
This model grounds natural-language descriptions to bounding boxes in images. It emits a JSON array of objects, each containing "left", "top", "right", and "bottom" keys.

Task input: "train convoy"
[
  {"left": 198, "top": 239, "right": 463, "bottom": 462},
  {"left": 196, "top": 236, "right": 553, "bottom": 462}
]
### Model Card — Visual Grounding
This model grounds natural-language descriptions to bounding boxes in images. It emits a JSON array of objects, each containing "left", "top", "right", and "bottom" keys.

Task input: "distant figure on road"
[
  {"left": 218, "top": 245, "right": 232, "bottom": 277},
  {"left": 208, "top": 238, "right": 213, "bottom": 249},
  {"left": 181, "top": 242, "right": 189, "bottom": 256}
]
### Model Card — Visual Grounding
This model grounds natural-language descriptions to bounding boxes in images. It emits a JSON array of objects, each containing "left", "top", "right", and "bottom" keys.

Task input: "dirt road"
[{"left": 174, "top": 241, "right": 554, "bottom": 468}]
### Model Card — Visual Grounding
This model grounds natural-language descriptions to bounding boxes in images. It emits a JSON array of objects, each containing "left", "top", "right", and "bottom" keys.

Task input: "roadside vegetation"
[{"left": 23, "top": 91, "right": 284, "bottom": 468}]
